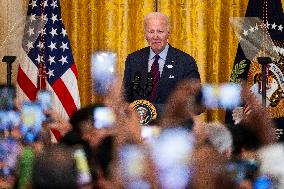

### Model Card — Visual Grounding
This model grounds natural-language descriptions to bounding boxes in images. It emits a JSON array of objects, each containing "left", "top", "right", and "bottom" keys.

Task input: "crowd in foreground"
[{"left": 0, "top": 79, "right": 282, "bottom": 189}]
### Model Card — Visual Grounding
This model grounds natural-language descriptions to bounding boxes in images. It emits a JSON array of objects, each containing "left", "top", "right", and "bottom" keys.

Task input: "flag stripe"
[
  {"left": 16, "top": 86, "right": 28, "bottom": 101},
  {"left": 17, "top": 66, "right": 37, "bottom": 101},
  {"left": 18, "top": 55, "right": 38, "bottom": 86},
  {"left": 46, "top": 83, "right": 69, "bottom": 119},
  {"left": 61, "top": 68, "right": 80, "bottom": 108},
  {"left": 52, "top": 77, "right": 78, "bottom": 117},
  {"left": 71, "top": 63, "right": 78, "bottom": 80}
]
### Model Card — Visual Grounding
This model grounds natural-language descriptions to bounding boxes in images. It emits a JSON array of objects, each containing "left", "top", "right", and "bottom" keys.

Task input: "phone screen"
[
  {"left": 93, "top": 107, "right": 115, "bottom": 129},
  {"left": 0, "top": 85, "right": 16, "bottom": 111},
  {"left": 91, "top": 52, "right": 117, "bottom": 95},
  {"left": 73, "top": 148, "right": 92, "bottom": 186},
  {"left": 0, "top": 138, "right": 21, "bottom": 177},
  {"left": 119, "top": 144, "right": 149, "bottom": 188},
  {"left": 20, "top": 102, "right": 45, "bottom": 142},
  {"left": 141, "top": 126, "right": 160, "bottom": 140},
  {"left": 150, "top": 128, "right": 194, "bottom": 188},
  {"left": 0, "top": 111, "right": 21, "bottom": 131},
  {"left": 36, "top": 90, "right": 53, "bottom": 111},
  {"left": 201, "top": 83, "right": 242, "bottom": 109}
]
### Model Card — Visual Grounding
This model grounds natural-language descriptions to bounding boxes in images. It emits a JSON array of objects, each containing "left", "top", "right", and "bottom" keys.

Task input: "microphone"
[
  {"left": 133, "top": 71, "right": 142, "bottom": 98},
  {"left": 145, "top": 72, "right": 153, "bottom": 99}
]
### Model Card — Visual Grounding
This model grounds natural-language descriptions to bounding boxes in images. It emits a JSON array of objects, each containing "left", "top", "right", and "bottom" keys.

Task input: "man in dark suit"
[{"left": 123, "top": 12, "right": 200, "bottom": 105}]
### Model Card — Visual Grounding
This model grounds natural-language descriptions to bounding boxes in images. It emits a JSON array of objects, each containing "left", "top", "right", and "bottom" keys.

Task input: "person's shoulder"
[
  {"left": 169, "top": 45, "right": 195, "bottom": 62},
  {"left": 127, "top": 46, "right": 149, "bottom": 58},
  {"left": 170, "top": 45, "right": 193, "bottom": 58}
]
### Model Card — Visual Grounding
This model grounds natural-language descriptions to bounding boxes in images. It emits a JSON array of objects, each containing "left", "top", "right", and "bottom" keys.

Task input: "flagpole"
[
  {"left": 257, "top": 0, "right": 271, "bottom": 107},
  {"left": 38, "top": 0, "right": 46, "bottom": 90},
  {"left": 257, "top": 57, "right": 272, "bottom": 106}
]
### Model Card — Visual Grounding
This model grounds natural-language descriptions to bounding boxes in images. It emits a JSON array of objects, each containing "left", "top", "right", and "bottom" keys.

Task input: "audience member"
[
  {"left": 0, "top": 79, "right": 281, "bottom": 189},
  {"left": 32, "top": 145, "right": 78, "bottom": 189}
]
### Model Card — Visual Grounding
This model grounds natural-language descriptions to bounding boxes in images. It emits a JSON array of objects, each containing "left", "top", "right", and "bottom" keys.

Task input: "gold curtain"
[{"left": 60, "top": 0, "right": 249, "bottom": 121}]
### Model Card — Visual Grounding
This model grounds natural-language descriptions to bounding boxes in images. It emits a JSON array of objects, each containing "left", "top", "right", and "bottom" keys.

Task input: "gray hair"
[
  {"left": 144, "top": 12, "right": 170, "bottom": 32},
  {"left": 205, "top": 121, "right": 232, "bottom": 154}
]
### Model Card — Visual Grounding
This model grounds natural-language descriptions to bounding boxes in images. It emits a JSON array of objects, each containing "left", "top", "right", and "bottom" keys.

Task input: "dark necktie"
[{"left": 150, "top": 54, "right": 160, "bottom": 101}]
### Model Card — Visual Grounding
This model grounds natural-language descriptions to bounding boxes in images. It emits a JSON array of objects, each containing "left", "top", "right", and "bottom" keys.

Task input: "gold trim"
[
  {"left": 247, "top": 61, "right": 284, "bottom": 118},
  {"left": 129, "top": 99, "right": 157, "bottom": 119}
]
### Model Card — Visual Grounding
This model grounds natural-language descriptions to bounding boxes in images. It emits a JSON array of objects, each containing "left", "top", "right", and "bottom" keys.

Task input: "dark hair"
[
  {"left": 228, "top": 124, "right": 261, "bottom": 154},
  {"left": 69, "top": 103, "right": 104, "bottom": 134},
  {"left": 93, "top": 135, "right": 115, "bottom": 179},
  {"left": 32, "top": 145, "right": 77, "bottom": 189}
]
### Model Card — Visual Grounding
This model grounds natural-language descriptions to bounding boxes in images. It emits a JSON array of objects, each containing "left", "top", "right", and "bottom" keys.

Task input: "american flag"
[{"left": 17, "top": 0, "right": 80, "bottom": 119}]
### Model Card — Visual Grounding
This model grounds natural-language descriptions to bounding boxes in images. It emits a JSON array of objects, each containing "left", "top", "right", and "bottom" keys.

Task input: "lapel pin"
[{"left": 167, "top": 65, "right": 173, "bottom": 68}]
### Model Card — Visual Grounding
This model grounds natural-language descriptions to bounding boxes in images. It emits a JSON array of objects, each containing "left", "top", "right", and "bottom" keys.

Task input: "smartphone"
[
  {"left": 91, "top": 52, "right": 117, "bottom": 95},
  {"left": 150, "top": 128, "right": 194, "bottom": 188},
  {"left": 36, "top": 90, "right": 53, "bottom": 111},
  {"left": 93, "top": 107, "right": 115, "bottom": 129},
  {"left": 141, "top": 126, "right": 160, "bottom": 140},
  {"left": 0, "top": 85, "right": 16, "bottom": 111},
  {"left": 73, "top": 148, "right": 92, "bottom": 186},
  {"left": 201, "top": 83, "right": 242, "bottom": 110},
  {"left": 0, "top": 111, "right": 21, "bottom": 131},
  {"left": 20, "top": 102, "right": 45, "bottom": 143},
  {"left": 119, "top": 144, "right": 149, "bottom": 188},
  {"left": 0, "top": 138, "right": 21, "bottom": 177}
]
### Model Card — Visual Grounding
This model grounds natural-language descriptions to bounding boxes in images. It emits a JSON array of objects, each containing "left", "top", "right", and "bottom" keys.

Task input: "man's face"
[{"left": 144, "top": 17, "right": 170, "bottom": 54}]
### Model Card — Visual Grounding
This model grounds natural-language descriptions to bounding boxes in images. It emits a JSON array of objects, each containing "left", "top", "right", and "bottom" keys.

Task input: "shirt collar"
[{"left": 149, "top": 43, "right": 169, "bottom": 61}]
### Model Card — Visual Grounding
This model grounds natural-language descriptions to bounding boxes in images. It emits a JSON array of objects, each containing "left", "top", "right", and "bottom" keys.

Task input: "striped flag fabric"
[{"left": 17, "top": 0, "right": 80, "bottom": 119}]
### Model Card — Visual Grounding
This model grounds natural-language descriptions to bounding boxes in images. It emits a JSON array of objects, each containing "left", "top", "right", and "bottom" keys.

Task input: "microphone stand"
[
  {"left": 133, "top": 76, "right": 142, "bottom": 99},
  {"left": 2, "top": 56, "right": 16, "bottom": 86},
  {"left": 144, "top": 83, "right": 153, "bottom": 100},
  {"left": 257, "top": 57, "right": 272, "bottom": 107},
  {"left": 144, "top": 73, "right": 153, "bottom": 100}
]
